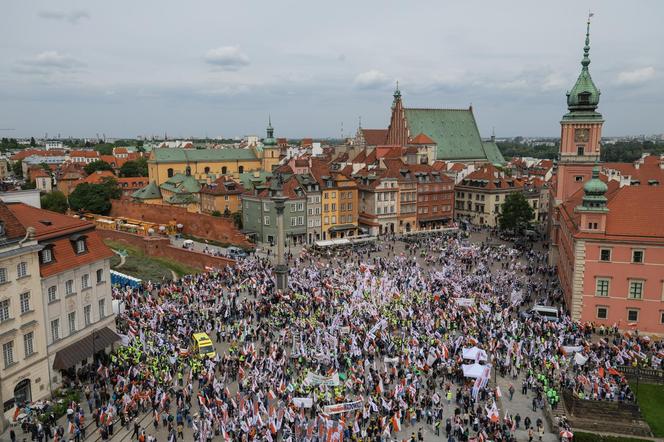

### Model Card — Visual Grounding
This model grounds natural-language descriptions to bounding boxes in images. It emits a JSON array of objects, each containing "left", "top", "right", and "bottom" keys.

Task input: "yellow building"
[
  {"left": 311, "top": 160, "right": 358, "bottom": 240},
  {"left": 147, "top": 122, "right": 281, "bottom": 186},
  {"left": 199, "top": 176, "right": 245, "bottom": 215},
  {"left": 0, "top": 204, "right": 51, "bottom": 430}
]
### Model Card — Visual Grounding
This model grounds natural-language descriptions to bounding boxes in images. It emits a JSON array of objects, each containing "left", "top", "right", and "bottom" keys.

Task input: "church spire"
[
  {"left": 393, "top": 81, "right": 401, "bottom": 104},
  {"left": 566, "top": 16, "right": 600, "bottom": 113}
]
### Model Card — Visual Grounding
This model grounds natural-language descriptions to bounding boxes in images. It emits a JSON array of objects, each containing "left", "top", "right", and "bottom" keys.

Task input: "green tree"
[
  {"left": 11, "top": 160, "right": 23, "bottom": 177},
  {"left": 84, "top": 160, "right": 114, "bottom": 175},
  {"left": 30, "top": 137, "right": 36, "bottom": 147},
  {"left": 41, "top": 191, "right": 69, "bottom": 213},
  {"left": 69, "top": 178, "right": 121, "bottom": 215},
  {"left": 498, "top": 192, "right": 535, "bottom": 232},
  {"left": 119, "top": 157, "right": 148, "bottom": 177},
  {"left": 93, "top": 143, "right": 114, "bottom": 155}
]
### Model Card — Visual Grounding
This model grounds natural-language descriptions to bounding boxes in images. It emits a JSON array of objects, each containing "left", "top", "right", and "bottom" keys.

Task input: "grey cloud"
[
  {"left": 204, "top": 46, "right": 250, "bottom": 70},
  {"left": 354, "top": 70, "right": 391, "bottom": 90},
  {"left": 15, "top": 51, "right": 85, "bottom": 75},
  {"left": 38, "top": 10, "right": 90, "bottom": 24}
]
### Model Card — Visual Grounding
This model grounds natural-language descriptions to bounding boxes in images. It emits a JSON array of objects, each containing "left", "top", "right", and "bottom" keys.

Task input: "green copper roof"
[
  {"left": 238, "top": 171, "right": 272, "bottom": 190},
  {"left": 131, "top": 181, "right": 161, "bottom": 200},
  {"left": 566, "top": 21, "right": 600, "bottom": 114},
  {"left": 264, "top": 116, "right": 277, "bottom": 146},
  {"left": 160, "top": 173, "right": 201, "bottom": 194},
  {"left": 164, "top": 193, "right": 198, "bottom": 204},
  {"left": 151, "top": 148, "right": 257, "bottom": 163},
  {"left": 579, "top": 165, "right": 608, "bottom": 211},
  {"left": 481, "top": 141, "right": 506, "bottom": 165},
  {"left": 403, "top": 108, "right": 503, "bottom": 162}
]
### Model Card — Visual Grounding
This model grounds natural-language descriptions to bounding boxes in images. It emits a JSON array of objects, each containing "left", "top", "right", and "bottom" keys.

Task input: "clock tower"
[{"left": 555, "top": 19, "right": 603, "bottom": 203}]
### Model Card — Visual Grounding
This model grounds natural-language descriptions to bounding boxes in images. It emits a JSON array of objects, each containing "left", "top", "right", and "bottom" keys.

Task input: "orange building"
[{"left": 550, "top": 21, "right": 664, "bottom": 334}]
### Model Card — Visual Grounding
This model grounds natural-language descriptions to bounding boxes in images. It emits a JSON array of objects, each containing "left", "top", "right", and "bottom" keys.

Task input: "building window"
[
  {"left": 3, "top": 341, "right": 14, "bottom": 367},
  {"left": 17, "top": 261, "right": 28, "bottom": 278},
  {"left": 68, "top": 312, "right": 76, "bottom": 334},
  {"left": 81, "top": 274, "right": 90, "bottom": 289},
  {"left": 348, "top": 203, "right": 352, "bottom": 211},
  {"left": 23, "top": 332, "right": 34, "bottom": 357},
  {"left": 628, "top": 280, "right": 644, "bottom": 299},
  {"left": 627, "top": 309, "right": 639, "bottom": 322},
  {"left": 47, "top": 286, "right": 57, "bottom": 302},
  {"left": 575, "top": 176, "right": 583, "bottom": 182},
  {"left": 661, "top": 311, "right": 664, "bottom": 324},
  {"left": 41, "top": 248, "right": 53, "bottom": 264},
  {"left": 204, "top": 166, "right": 210, "bottom": 174},
  {"left": 167, "top": 168, "right": 174, "bottom": 178},
  {"left": 65, "top": 279, "right": 74, "bottom": 295},
  {"left": 597, "top": 307, "right": 608, "bottom": 319},
  {"left": 75, "top": 239, "right": 86, "bottom": 254},
  {"left": 298, "top": 216, "right": 304, "bottom": 226},
  {"left": 84, "top": 305, "right": 91, "bottom": 326},
  {"left": 221, "top": 166, "right": 227, "bottom": 174},
  {"left": 0, "top": 268, "right": 6, "bottom": 284},
  {"left": 238, "top": 166, "right": 244, "bottom": 174},
  {"left": 224, "top": 195, "right": 229, "bottom": 201},
  {"left": 263, "top": 202, "right": 270, "bottom": 212},
  {"left": 96, "top": 269, "right": 104, "bottom": 284},
  {"left": 51, "top": 319, "right": 60, "bottom": 341},
  {"left": 297, "top": 202, "right": 304, "bottom": 211},
  {"left": 99, "top": 299, "right": 106, "bottom": 318},
  {"left": 632, "top": 250, "right": 644, "bottom": 264},
  {"left": 577, "top": 146, "right": 584, "bottom": 156},
  {"left": 264, "top": 216, "right": 270, "bottom": 226},
  {"left": 331, "top": 216, "right": 336, "bottom": 224},
  {"left": 19, "top": 292, "right": 30, "bottom": 314},
  {"left": 324, "top": 216, "right": 329, "bottom": 224},
  {"left": 0, "top": 299, "right": 9, "bottom": 322},
  {"left": 290, "top": 217, "right": 296, "bottom": 227},
  {"left": 599, "top": 249, "right": 611, "bottom": 262}
]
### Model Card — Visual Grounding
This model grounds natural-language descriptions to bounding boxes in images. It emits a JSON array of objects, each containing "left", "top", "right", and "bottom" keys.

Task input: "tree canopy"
[
  {"left": 84, "top": 160, "right": 114, "bottom": 175},
  {"left": 11, "top": 160, "right": 23, "bottom": 177},
  {"left": 119, "top": 157, "right": 148, "bottom": 177},
  {"left": 68, "top": 178, "right": 121, "bottom": 215},
  {"left": 498, "top": 192, "right": 535, "bottom": 232},
  {"left": 40, "top": 191, "right": 69, "bottom": 214}
]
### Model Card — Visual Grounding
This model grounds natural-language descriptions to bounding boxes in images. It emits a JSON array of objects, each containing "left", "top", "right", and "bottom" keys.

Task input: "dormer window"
[
  {"left": 41, "top": 247, "right": 53, "bottom": 264},
  {"left": 75, "top": 239, "right": 86, "bottom": 254}
]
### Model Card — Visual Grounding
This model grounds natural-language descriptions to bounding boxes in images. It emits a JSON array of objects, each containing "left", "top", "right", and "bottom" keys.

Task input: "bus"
[{"left": 192, "top": 332, "right": 216, "bottom": 359}]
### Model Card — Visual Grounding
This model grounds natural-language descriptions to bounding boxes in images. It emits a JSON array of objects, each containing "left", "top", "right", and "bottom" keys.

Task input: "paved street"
[{"left": 2, "top": 229, "right": 562, "bottom": 442}]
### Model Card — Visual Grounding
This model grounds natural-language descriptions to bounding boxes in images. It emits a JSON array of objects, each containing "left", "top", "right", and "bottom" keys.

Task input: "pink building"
[{"left": 551, "top": 21, "right": 664, "bottom": 334}]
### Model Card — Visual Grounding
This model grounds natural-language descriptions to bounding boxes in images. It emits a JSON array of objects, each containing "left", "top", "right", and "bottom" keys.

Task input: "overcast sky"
[{"left": 1, "top": 1, "right": 662, "bottom": 139}]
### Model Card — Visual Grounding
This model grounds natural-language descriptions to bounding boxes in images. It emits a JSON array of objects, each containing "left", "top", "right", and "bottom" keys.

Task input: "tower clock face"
[{"left": 575, "top": 128, "right": 590, "bottom": 143}]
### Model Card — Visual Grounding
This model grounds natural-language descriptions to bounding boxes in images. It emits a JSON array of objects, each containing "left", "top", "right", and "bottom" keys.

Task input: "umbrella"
[{"left": 560, "top": 430, "right": 574, "bottom": 438}]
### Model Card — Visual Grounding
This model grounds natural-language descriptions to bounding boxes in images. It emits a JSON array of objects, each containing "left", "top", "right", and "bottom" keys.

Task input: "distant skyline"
[{"left": 1, "top": 1, "right": 662, "bottom": 139}]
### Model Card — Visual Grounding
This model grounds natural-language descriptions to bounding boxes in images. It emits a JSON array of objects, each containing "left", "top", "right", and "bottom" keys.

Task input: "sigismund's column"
[{"left": 272, "top": 193, "right": 289, "bottom": 291}]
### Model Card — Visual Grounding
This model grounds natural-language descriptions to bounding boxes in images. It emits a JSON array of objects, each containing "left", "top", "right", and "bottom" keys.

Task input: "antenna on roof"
[{"left": 358, "top": 116, "right": 362, "bottom": 129}]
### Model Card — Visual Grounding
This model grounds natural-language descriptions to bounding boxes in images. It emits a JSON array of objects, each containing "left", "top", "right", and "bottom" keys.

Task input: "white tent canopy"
[
  {"left": 462, "top": 363, "right": 487, "bottom": 378},
  {"left": 462, "top": 346, "right": 488, "bottom": 362}
]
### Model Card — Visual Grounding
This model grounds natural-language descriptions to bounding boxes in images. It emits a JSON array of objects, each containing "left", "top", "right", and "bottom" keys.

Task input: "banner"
[
  {"left": 383, "top": 356, "right": 399, "bottom": 365},
  {"left": 292, "top": 398, "right": 313, "bottom": 408},
  {"left": 574, "top": 352, "right": 588, "bottom": 366},
  {"left": 304, "top": 372, "right": 340, "bottom": 387},
  {"left": 455, "top": 298, "right": 475, "bottom": 307},
  {"left": 323, "top": 400, "right": 363, "bottom": 415}
]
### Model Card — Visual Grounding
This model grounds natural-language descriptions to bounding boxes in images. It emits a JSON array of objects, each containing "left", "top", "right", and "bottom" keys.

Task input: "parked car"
[{"left": 227, "top": 246, "right": 247, "bottom": 259}]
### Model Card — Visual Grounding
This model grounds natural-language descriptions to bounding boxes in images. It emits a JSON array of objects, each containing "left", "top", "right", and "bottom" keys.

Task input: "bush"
[
  {"left": 211, "top": 210, "right": 222, "bottom": 217},
  {"left": 41, "top": 191, "right": 69, "bottom": 213}
]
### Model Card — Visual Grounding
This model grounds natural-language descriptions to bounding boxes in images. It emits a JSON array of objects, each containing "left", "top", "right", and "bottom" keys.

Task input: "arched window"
[
  {"left": 167, "top": 168, "right": 174, "bottom": 178},
  {"left": 204, "top": 166, "right": 210, "bottom": 174},
  {"left": 221, "top": 166, "right": 227, "bottom": 175},
  {"left": 185, "top": 166, "right": 191, "bottom": 176},
  {"left": 238, "top": 166, "right": 244, "bottom": 174}
]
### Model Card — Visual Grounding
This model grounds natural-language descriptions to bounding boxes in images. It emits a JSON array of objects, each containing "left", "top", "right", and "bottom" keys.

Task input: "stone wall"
[
  {"left": 110, "top": 199, "right": 252, "bottom": 248},
  {"left": 99, "top": 229, "right": 235, "bottom": 271},
  {"left": 562, "top": 391, "right": 652, "bottom": 437}
]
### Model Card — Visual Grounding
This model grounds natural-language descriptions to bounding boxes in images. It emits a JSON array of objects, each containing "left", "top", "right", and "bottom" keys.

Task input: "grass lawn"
[
  {"left": 574, "top": 433, "right": 653, "bottom": 442},
  {"left": 105, "top": 239, "right": 198, "bottom": 282},
  {"left": 632, "top": 382, "right": 664, "bottom": 437}
]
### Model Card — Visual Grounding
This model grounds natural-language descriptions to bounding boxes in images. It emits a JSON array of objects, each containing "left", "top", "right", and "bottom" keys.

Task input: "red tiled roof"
[
  {"left": 0, "top": 202, "right": 27, "bottom": 240},
  {"left": 10, "top": 149, "right": 66, "bottom": 161},
  {"left": 30, "top": 168, "right": 50, "bottom": 179},
  {"left": 361, "top": 129, "right": 388, "bottom": 146},
  {"left": 70, "top": 150, "right": 100, "bottom": 158},
  {"left": 460, "top": 164, "right": 524, "bottom": 190},
  {"left": 113, "top": 147, "right": 128, "bottom": 154},
  {"left": 408, "top": 133, "right": 434, "bottom": 144},
  {"left": 81, "top": 170, "right": 115, "bottom": 184},
  {"left": 200, "top": 176, "right": 245, "bottom": 195},
  {"left": 602, "top": 156, "right": 664, "bottom": 184},
  {"left": 41, "top": 231, "right": 113, "bottom": 277}
]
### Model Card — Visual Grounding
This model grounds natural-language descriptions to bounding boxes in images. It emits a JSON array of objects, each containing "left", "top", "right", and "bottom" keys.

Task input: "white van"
[{"left": 530, "top": 305, "right": 559, "bottom": 322}]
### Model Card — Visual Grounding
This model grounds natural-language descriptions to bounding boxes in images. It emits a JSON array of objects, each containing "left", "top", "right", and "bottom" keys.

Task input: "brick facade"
[
  {"left": 109, "top": 199, "right": 252, "bottom": 248},
  {"left": 98, "top": 230, "right": 236, "bottom": 271}
]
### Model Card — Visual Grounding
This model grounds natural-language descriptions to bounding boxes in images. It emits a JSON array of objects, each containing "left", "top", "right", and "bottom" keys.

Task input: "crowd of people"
[{"left": 10, "top": 229, "right": 663, "bottom": 442}]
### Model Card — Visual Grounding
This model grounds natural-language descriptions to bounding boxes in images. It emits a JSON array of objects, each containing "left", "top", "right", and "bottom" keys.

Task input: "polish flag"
[
  {"left": 391, "top": 413, "right": 401, "bottom": 432},
  {"left": 268, "top": 389, "right": 276, "bottom": 401}
]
